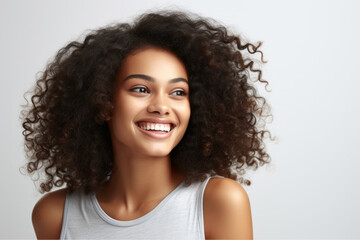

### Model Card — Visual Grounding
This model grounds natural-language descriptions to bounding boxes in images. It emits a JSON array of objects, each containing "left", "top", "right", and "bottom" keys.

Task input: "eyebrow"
[{"left": 123, "top": 74, "right": 188, "bottom": 84}]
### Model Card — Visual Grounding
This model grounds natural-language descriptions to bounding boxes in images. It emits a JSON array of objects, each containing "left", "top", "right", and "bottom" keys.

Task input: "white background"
[{"left": 1, "top": 0, "right": 359, "bottom": 239}]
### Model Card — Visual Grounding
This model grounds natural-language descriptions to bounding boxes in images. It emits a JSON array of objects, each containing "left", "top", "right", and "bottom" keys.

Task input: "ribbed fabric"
[{"left": 60, "top": 174, "right": 224, "bottom": 239}]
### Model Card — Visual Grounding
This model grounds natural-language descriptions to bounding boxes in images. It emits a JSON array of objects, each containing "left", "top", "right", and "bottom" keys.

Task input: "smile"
[
  {"left": 137, "top": 122, "right": 171, "bottom": 132},
  {"left": 135, "top": 121, "right": 175, "bottom": 139}
]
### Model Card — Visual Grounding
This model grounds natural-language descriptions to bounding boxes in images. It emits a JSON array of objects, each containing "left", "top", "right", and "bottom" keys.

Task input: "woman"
[{"left": 21, "top": 10, "right": 272, "bottom": 239}]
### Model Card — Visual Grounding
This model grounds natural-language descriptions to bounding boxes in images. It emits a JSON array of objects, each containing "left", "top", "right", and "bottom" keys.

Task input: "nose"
[{"left": 147, "top": 93, "right": 170, "bottom": 115}]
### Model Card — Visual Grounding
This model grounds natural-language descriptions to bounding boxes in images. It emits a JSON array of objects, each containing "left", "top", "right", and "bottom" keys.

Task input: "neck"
[{"left": 96, "top": 147, "right": 184, "bottom": 213}]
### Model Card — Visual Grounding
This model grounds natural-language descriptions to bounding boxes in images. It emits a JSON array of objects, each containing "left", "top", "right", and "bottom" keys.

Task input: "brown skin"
[
  {"left": 32, "top": 188, "right": 66, "bottom": 239},
  {"left": 203, "top": 178, "right": 253, "bottom": 239},
  {"left": 32, "top": 47, "right": 253, "bottom": 239}
]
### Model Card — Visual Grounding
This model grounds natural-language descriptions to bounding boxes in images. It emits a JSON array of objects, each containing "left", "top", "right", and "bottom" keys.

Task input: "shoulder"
[
  {"left": 203, "top": 177, "right": 253, "bottom": 239},
  {"left": 32, "top": 188, "right": 67, "bottom": 239}
]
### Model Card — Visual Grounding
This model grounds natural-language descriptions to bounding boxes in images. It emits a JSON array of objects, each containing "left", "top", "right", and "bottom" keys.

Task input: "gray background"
[{"left": 1, "top": 0, "right": 359, "bottom": 239}]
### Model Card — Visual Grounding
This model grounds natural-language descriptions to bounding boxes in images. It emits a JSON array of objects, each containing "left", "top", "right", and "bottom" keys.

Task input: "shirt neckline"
[{"left": 90, "top": 179, "right": 186, "bottom": 227}]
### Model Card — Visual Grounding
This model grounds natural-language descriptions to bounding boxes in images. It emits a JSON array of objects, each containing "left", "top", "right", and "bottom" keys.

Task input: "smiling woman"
[
  {"left": 108, "top": 47, "right": 190, "bottom": 158},
  {"left": 21, "top": 10, "right": 272, "bottom": 240}
]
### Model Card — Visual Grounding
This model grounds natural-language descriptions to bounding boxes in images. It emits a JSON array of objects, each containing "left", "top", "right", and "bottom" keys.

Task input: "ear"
[{"left": 104, "top": 103, "right": 114, "bottom": 122}]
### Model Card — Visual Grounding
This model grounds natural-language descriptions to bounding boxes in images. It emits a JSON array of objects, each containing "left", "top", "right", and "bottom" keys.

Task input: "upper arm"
[
  {"left": 203, "top": 177, "right": 253, "bottom": 240},
  {"left": 32, "top": 188, "right": 67, "bottom": 239}
]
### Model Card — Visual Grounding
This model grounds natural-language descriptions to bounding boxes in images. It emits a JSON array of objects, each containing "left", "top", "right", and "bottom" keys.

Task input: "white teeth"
[{"left": 138, "top": 122, "right": 172, "bottom": 132}]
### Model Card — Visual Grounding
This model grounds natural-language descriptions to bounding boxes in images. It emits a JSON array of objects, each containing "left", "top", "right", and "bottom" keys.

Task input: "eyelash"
[
  {"left": 130, "top": 87, "right": 186, "bottom": 96},
  {"left": 131, "top": 87, "right": 148, "bottom": 94}
]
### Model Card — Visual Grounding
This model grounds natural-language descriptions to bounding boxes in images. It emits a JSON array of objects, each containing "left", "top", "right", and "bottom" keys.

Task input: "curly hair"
[{"left": 21, "top": 10, "right": 273, "bottom": 193}]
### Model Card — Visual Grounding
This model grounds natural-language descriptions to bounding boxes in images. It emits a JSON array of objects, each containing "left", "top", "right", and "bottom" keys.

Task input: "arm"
[
  {"left": 203, "top": 178, "right": 253, "bottom": 240},
  {"left": 32, "top": 188, "right": 67, "bottom": 239}
]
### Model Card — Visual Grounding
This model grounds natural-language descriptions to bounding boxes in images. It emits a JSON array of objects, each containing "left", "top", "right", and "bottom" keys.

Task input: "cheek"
[
  {"left": 173, "top": 102, "right": 191, "bottom": 130},
  {"left": 111, "top": 97, "right": 136, "bottom": 126},
  {"left": 180, "top": 102, "right": 191, "bottom": 122},
  {"left": 115, "top": 94, "right": 140, "bottom": 114}
]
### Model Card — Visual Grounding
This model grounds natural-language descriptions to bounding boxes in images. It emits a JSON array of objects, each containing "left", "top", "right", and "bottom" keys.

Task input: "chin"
[
  {"left": 149, "top": 150, "right": 171, "bottom": 158},
  {"left": 143, "top": 146, "right": 172, "bottom": 158}
]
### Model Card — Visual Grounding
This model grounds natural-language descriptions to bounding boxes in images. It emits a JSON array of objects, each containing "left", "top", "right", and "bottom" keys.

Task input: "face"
[{"left": 108, "top": 47, "right": 190, "bottom": 158}]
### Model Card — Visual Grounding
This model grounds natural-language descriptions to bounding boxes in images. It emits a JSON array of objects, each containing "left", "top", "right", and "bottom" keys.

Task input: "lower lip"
[{"left": 136, "top": 124, "right": 174, "bottom": 139}]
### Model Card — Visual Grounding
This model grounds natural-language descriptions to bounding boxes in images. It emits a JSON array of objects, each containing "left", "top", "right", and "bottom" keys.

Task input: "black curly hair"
[{"left": 21, "top": 10, "right": 273, "bottom": 193}]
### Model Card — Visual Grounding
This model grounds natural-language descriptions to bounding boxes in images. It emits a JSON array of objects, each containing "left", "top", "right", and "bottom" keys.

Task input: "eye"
[
  {"left": 171, "top": 90, "right": 186, "bottom": 96},
  {"left": 130, "top": 87, "right": 149, "bottom": 94}
]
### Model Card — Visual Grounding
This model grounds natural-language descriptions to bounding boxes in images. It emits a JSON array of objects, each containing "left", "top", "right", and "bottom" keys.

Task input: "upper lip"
[{"left": 136, "top": 118, "right": 177, "bottom": 129}]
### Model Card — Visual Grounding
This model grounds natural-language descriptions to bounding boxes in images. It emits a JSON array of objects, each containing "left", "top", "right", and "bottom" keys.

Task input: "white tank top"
[{"left": 60, "top": 174, "right": 224, "bottom": 239}]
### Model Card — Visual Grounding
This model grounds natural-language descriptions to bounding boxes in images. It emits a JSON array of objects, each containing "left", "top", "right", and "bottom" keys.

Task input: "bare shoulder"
[
  {"left": 32, "top": 188, "right": 67, "bottom": 239},
  {"left": 203, "top": 177, "right": 253, "bottom": 239}
]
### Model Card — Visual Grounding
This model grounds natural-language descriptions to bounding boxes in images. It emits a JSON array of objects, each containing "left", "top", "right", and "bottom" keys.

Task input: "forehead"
[{"left": 117, "top": 47, "right": 188, "bottom": 81}]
